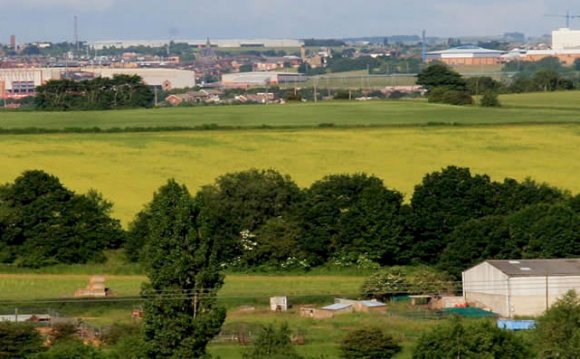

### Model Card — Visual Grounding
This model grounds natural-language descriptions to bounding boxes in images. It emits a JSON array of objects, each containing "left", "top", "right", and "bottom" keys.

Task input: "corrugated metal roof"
[
  {"left": 359, "top": 300, "right": 386, "bottom": 307},
  {"left": 486, "top": 259, "right": 580, "bottom": 277},
  {"left": 428, "top": 46, "right": 504, "bottom": 55},
  {"left": 322, "top": 303, "right": 352, "bottom": 311}
]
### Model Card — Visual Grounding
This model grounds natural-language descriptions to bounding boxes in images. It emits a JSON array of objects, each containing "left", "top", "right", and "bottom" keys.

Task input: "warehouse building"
[
  {"left": 426, "top": 46, "right": 504, "bottom": 65},
  {"left": 0, "top": 68, "right": 62, "bottom": 98},
  {"left": 86, "top": 68, "right": 196, "bottom": 89},
  {"left": 552, "top": 28, "right": 580, "bottom": 50},
  {"left": 463, "top": 259, "right": 580, "bottom": 318},
  {"left": 221, "top": 72, "right": 306, "bottom": 88}
]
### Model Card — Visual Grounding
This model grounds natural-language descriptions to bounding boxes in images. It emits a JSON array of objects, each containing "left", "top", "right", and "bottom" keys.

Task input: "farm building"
[
  {"left": 463, "top": 259, "right": 580, "bottom": 318},
  {"left": 426, "top": 46, "right": 504, "bottom": 65}
]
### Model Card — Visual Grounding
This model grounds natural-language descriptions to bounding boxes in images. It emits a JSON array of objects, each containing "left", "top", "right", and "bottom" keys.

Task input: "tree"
[
  {"left": 340, "top": 327, "right": 401, "bottom": 359},
  {"left": 413, "top": 318, "right": 532, "bottom": 359},
  {"left": 196, "top": 169, "right": 302, "bottom": 264},
  {"left": 534, "top": 290, "right": 580, "bottom": 358},
  {"left": 409, "top": 166, "right": 496, "bottom": 263},
  {"left": 141, "top": 180, "right": 225, "bottom": 359},
  {"left": 575, "top": 58, "right": 580, "bottom": 71},
  {"left": 242, "top": 323, "right": 303, "bottom": 359},
  {"left": 416, "top": 64, "right": 467, "bottom": 92},
  {"left": 438, "top": 216, "right": 509, "bottom": 278},
  {"left": 0, "top": 170, "right": 124, "bottom": 267},
  {"left": 298, "top": 174, "right": 404, "bottom": 266},
  {"left": 0, "top": 322, "right": 44, "bottom": 358},
  {"left": 360, "top": 266, "right": 453, "bottom": 301},
  {"left": 480, "top": 91, "right": 501, "bottom": 107}
]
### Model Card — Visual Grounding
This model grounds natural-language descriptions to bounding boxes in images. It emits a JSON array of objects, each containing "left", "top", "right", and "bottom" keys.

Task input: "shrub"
[
  {"left": 242, "top": 323, "right": 303, "bottom": 359},
  {"left": 480, "top": 91, "right": 501, "bottom": 107},
  {"left": 340, "top": 327, "right": 401, "bottom": 359},
  {"left": 0, "top": 322, "right": 44, "bottom": 358},
  {"left": 413, "top": 318, "right": 532, "bottom": 359},
  {"left": 30, "top": 339, "right": 106, "bottom": 359},
  {"left": 428, "top": 87, "right": 473, "bottom": 106},
  {"left": 534, "top": 290, "right": 580, "bottom": 358}
]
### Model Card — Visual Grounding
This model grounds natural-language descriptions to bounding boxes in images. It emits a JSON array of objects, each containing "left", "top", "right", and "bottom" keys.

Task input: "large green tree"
[
  {"left": 141, "top": 180, "right": 225, "bottom": 359},
  {"left": 298, "top": 174, "right": 404, "bottom": 266},
  {"left": 196, "top": 169, "right": 302, "bottom": 265},
  {"left": 409, "top": 166, "right": 496, "bottom": 263},
  {"left": 416, "top": 63, "right": 467, "bottom": 92},
  {"left": 0, "top": 170, "right": 124, "bottom": 267}
]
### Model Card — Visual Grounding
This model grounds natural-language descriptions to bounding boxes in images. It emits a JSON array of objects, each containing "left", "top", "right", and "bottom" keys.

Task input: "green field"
[
  {"left": 1, "top": 92, "right": 580, "bottom": 130},
  {"left": 0, "top": 272, "right": 433, "bottom": 358}
]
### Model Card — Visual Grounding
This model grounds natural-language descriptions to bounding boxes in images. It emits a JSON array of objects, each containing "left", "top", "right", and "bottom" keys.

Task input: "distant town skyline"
[{"left": 0, "top": 0, "right": 578, "bottom": 43}]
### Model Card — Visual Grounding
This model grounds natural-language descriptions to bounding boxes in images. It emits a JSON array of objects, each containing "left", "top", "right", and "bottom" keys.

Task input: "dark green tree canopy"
[
  {"left": 196, "top": 169, "right": 302, "bottom": 263},
  {"left": 417, "top": 64, "right": 467, "bottom": 91},
  {"left": 298, "top": 173, "right": 404, "bottom": 265},
  {"left": 0, "top": 170, "right": 124, "bottom": 267},
  {"left": 141, "top": 179, "right": 225, "bottom": 359},
  {"left": 0, "top": 322, "right": 45, "bottom": 359},
  {"left": 340, "top": 327, "right": 401, "bottom": 359}
]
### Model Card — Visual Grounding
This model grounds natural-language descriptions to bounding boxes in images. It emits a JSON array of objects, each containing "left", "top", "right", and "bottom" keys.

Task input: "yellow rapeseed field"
[{"left": 0, "top": 124, "right": 578, "bottom": 224}]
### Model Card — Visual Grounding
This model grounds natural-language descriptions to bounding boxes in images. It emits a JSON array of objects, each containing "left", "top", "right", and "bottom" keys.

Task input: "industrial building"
[
  {"left": 90, "top": 39, "right": 304, "bottom": 50},
  {"left": 86, "top": 68, "right": 196, "bottom": 89},
  {"left": 221, "top": 71, "right": 306, "bottom": 88},
  {"left": 426, "top": 46, "right": 504, "bottom": 65},
  {"left": 0, "top": 68, "right": 62, "bottom": 98},
  {"left": 552, "top": 28, "right": 580, "bottom": 50},
  {"left": 463, "top": 259, "right": 580, "bottom": 318}
]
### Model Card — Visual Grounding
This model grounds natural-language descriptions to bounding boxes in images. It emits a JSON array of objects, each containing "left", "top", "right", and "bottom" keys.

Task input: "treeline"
[
  {"left": 1, "top": 167, "right": 578, "bottom": 273},
  {"left": 35, "top": 75, "right": 154, "bottom": 111},
  {"left": 127, "top": 167, "right": 579, "bottom": 275}
]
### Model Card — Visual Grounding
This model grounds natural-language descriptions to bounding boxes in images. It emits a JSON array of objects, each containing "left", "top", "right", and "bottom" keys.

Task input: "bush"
[
  {"left": 428, "top": 87, "right": 473, "bottom": 106},
  {"left": 534, "top": 290, "right": 580, "bottom": 358},
  {"left": 340, "top": 327, "right": 401, "bottom": 359},
  {"left": 30, "top": 339, "right": 106, "bottom": 359},
  {"left": 413, "top": 318, "right": 532, "bottom": 359},
  {"left": 242, "top": 323, "right": 303, "bottom": 359},
  {"left": 480, "top": 91, "right": 501, "bottom": 107},
  {"left": 0, "top": 322, "right": 44, "bottom": 358}
]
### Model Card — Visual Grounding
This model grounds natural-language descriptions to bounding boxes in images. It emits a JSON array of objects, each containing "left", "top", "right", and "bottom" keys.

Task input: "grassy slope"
[{"left": 1, "top": 91, "right": 580, "bottom": 130}]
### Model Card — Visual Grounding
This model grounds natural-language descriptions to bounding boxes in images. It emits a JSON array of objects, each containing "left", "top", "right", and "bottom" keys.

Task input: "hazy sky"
[{"left": 0, "top": 0, "right": 578, "bottom": 42}]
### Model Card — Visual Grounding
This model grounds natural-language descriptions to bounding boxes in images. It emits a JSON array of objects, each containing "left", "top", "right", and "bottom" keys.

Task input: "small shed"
[
  {"left": 270, "top": 296, "right": 288, "bottom": 312},
  {"left": 321, "top": 303, "right": 353, "bottom": 316},
  {"left": 356, "top": 300, "right": 388, "bottom": 313}
]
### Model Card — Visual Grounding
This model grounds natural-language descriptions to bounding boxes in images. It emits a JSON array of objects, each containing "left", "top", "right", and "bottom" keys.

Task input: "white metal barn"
[{"left": 462, "top": 259, "right": 580, "bottom": 318}]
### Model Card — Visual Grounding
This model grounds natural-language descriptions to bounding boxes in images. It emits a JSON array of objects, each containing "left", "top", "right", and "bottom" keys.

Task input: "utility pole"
[{"left": 74, "top": 15, "right": 79, "bottom": 59}]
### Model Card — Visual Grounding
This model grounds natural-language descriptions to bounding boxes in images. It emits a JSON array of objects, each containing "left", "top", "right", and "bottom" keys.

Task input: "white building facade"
[
  {"left": 552, "top": 28, "right": 580, "bottom": 50},
  {"left": 463, "top": 259, "right": 580, "bottom": 318}
]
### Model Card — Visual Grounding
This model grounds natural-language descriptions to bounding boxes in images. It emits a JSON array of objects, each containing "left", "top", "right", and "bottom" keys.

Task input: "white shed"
[{"left": 463, "top": 259, "right": 580, "bottom": 318}]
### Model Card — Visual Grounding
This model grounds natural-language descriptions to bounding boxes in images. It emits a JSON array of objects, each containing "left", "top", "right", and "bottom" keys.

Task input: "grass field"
[
  {"left": 1, "top": 92, "right": 580, "bottom": 130},
  {"left": 0, "top": 125, "right": 577, "bottom": 223},
  {"left": 0, "top": 272, "right": 431, "bottom": 358}
]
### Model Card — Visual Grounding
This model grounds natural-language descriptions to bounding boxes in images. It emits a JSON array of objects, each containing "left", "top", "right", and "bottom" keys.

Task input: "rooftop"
[
  {"left": 486, "top": 259, "right": 580, "bottom": 277},
  {"left": 322, "top": 303, "right": 352, "bottom": 311},
  {"left": 428, "top": 46, "right": 504, "bottom": 55}
]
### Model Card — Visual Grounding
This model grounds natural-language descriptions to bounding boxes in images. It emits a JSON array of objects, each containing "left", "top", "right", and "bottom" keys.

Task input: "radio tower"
[{"left": 74, "top": 15, "right": 79, "bottom": 58}]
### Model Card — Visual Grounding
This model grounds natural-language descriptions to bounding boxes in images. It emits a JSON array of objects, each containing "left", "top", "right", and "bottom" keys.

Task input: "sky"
[{"left": 0, "top": 0, "right": 578, "bottom": 43}]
